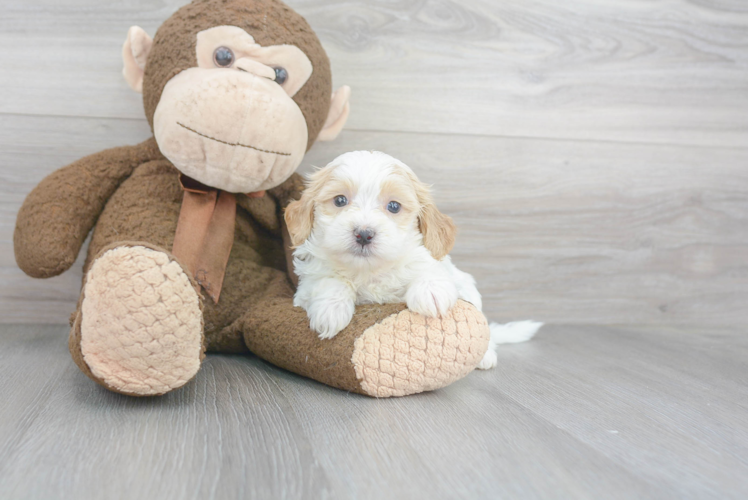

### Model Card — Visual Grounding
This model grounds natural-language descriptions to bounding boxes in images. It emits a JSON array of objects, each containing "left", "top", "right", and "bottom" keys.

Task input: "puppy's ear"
[
  {"left": 284, "top": 195, "right": 315, "bottom": 247},
  {"left": 284, "top": 165, "right": 337, "bottom": 247},
  {"left": 414, "top": 178, "right": 457, "bottom": 260}
]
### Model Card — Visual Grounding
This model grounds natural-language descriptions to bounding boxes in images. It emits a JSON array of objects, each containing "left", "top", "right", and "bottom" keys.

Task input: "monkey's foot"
[
  {"left": 351, "top": 301, "right": 490, "bottom": 397},
  {"left": 70, "top": 245, "right": 204, "bottom": 396}
]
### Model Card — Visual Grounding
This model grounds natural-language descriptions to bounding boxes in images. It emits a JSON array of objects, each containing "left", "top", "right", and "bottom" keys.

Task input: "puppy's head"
[{"left": 284, "top": 151, "right": 456, "bottom": 266}]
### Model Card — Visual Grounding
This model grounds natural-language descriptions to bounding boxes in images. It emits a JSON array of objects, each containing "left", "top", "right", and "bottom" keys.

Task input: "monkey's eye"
[
  {"left": 213, "top": 47, "right": 235, "bottom": 67},
  {"left": 387, "top": 201, "right": 401, "bottom": 214},
  {"left": 274, "top": 67, "right": 289, "bottom": 85},
  {"left": 334, "top": 195, "right": 348, "bottom": 207}
]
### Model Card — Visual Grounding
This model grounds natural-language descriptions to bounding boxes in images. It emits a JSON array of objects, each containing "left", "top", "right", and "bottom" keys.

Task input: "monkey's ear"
[
  {"left": 317, "top": 86, "right": 351, "bottom": 142},
  {"left": 284, "top": 195, "right": 315, "bottom": 247},
  {"left": 122, "top": 26, "right": 153, "bottom": 93}
]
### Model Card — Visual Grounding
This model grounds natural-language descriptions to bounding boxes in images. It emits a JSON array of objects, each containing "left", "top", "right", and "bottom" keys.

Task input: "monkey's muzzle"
[{"left": 153, "top": 68, "right": 308, "bottom": 193}]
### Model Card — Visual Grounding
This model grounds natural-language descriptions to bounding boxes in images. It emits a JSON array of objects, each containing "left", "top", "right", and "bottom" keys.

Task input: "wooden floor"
[
  {"left": 1, "top": 0, "right": 747, "bottom": 498},
  {"left": 0, "top": 323, "right": 746, "bottom": 499}
]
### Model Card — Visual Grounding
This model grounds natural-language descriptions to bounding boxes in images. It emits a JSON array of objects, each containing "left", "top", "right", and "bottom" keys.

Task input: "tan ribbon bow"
[{"left": 172, "top": 174, "right": 264, "bottom": 303}]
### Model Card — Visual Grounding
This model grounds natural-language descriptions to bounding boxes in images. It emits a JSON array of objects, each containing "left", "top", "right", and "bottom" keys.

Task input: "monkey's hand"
[{"left": 14, "top": 139, "right": 160, "bottom": 278}]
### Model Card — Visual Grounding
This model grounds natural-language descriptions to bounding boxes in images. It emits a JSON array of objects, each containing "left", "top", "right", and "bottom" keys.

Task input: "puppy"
[{"left": 284, "top": 151, "right": 541, "bottom": 369}]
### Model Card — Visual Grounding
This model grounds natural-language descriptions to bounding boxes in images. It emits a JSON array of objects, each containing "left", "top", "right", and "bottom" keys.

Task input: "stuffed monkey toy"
[{"left": 14, "top": 0, "right": 490, "bottom": 397}]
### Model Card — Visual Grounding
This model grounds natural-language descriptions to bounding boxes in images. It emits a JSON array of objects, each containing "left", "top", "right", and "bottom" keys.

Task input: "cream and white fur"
[{"left": 285, "top": 151, "right": 541, "bottom": 369}]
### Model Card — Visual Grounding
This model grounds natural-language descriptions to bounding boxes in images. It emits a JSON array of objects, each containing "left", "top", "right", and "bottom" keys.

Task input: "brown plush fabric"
[
  {"left": 81, "top": 159, "right": 294, "bottom": 353},
  {"left": 142, "top": 0, "right": 332, "bottom": 150},
  {"left": 14, "top": 139, "right": 161, "bottom": 278},
  {"left": 239, "top": 291, "right": 407, "bottom": 393}
]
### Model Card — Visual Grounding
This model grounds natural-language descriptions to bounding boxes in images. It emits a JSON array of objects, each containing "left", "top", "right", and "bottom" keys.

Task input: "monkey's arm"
[{"left": 14, "top": 138, "right": 161, "bottom": 278}]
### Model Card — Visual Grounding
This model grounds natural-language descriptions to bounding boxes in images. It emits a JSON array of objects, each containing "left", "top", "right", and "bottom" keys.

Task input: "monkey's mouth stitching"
[{"left": 176, "top": 122, "right": 291, "bottom": 156}]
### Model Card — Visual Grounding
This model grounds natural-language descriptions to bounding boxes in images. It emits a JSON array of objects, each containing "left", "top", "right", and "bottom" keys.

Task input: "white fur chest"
[
  {"left": 342, "top": 266, "right": 411, "bottom": 305},
  {"left": 292, "top": 242, "right": 430, "bottom": 308}
]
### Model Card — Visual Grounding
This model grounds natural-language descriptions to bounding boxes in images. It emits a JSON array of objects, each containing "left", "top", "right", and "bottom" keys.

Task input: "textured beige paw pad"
[
  {"left": 351, "top": 300, "right": 490, "bottom": 398},
  {"left": 80, "top": 246, "right": 203, "bottom": 396}
]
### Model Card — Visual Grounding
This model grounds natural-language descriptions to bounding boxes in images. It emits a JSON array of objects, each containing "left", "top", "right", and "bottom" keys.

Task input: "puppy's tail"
[
  {"left": 476, "top": 321, "right": 543, "bottom": 370},
  {"left": 490, "top": 320, "right": 543, "bottom": 345}
]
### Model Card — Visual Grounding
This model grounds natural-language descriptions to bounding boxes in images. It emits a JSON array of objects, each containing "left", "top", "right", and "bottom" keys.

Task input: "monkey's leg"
[
  {"left": 69, "top": 243, "right": 204, "bottom": 396},
  {"left": 232, "top": 275, "right": 491, "bottom": 397}
]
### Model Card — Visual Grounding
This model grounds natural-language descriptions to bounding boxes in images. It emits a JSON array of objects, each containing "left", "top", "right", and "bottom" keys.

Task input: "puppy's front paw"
[
  {"left": 307, "top": 299, "right": 355, "bottom": 340},
  {"left": 406, "top": 279, "right": 458, "bottom": 318}
]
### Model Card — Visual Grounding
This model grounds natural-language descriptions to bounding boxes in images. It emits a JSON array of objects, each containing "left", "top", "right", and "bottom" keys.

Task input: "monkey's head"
[{"left": 122, "top": 0, "right": 350, "bottom": 193}]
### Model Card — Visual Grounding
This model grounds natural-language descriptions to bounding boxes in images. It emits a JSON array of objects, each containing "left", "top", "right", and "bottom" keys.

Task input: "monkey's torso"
[{"left": 83, "top": 140, "right": 298, "bottom": 353}]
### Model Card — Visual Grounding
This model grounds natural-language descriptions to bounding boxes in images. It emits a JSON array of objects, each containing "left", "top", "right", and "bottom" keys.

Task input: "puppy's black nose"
[{"left": 354, "top": 228, "right": 375, "bottom": 246}]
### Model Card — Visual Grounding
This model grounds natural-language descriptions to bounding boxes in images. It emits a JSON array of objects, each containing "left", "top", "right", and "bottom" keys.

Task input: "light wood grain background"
[
  {"left": 2, "top": 0, "right": 747, "bottom": 328},
  {"left": 2, "top": 2, "right": 748, "bottom": 498}
]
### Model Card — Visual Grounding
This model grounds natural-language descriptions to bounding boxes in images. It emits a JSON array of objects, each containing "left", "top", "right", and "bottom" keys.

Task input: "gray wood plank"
[
  {"left": 490, "top": 324, "right": 748, "bottom": 498},
  {"left": 0, "top": 324, "right": 746, "bottom": 499},
  {"left": 0, "top": 326, "right": 332, "bottom": 500},
  {"left": 1, "top": 0, "right": 747, "bottom": 147},
  {"left": 3, "top": 115, "right": 747, "bottom": 327}
]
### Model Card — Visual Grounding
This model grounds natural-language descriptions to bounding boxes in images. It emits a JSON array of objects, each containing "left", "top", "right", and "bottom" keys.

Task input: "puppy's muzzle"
[{"left": 354, "top": 228, "right": 375, "bottom": 247}]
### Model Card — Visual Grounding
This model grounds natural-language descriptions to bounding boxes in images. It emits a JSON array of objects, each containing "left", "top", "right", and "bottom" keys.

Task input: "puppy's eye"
[
  {"left": 387, "top": 201, "right": 401, "bottom": 214},
  {"left": 213, "top": 47, "right": 235, "bottom": 67},
  {"left": 274, "top": 67, "right": 288, "bottom": 85},
  {"left": 334, "top": 195, "right": 348, "bottom": 207}
]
